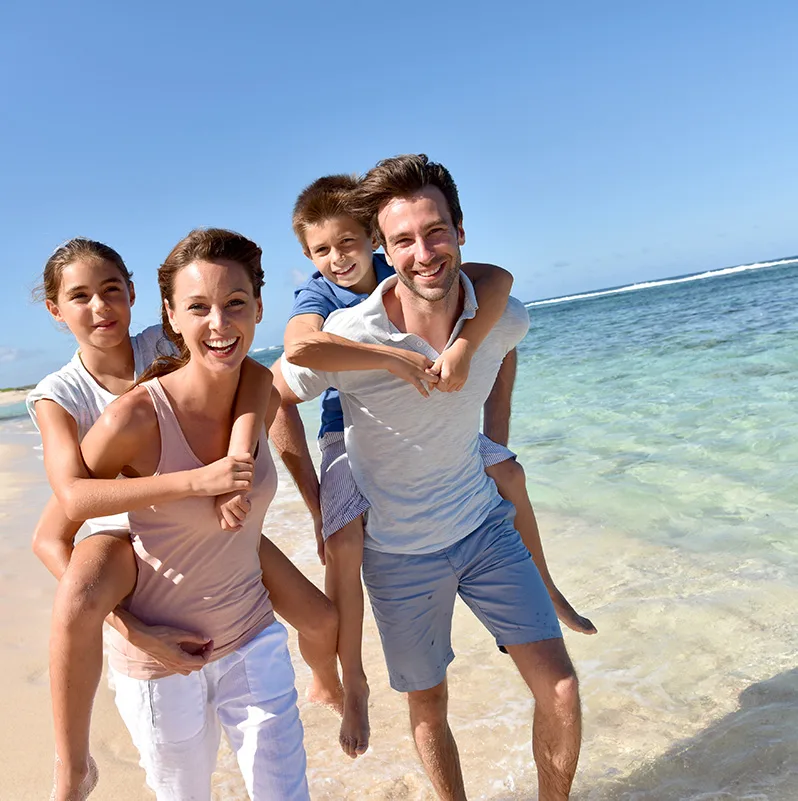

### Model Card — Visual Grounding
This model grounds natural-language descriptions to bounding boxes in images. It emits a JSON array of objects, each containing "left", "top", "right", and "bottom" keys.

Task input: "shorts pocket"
[
  {"left": 147, "top": 671, "right": 207, "bottom": 745},
  {"left": 242, "top": 623, "right": 297, "bottom": 704}
]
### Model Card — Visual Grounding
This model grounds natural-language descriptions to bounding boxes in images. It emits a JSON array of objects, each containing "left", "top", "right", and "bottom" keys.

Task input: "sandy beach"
[{"left": 0, "top": 390, "right": 30, "bottom": 408}]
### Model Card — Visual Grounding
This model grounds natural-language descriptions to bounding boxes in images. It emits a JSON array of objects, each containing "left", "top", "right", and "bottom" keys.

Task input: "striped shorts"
[{"left": 317, "top": 432, "right": 516, "bottom": 540}]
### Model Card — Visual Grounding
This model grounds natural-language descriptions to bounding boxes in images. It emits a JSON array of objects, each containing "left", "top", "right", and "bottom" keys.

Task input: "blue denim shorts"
[{"left": 362, "top": 499, "right": 561, "bottom": 692}]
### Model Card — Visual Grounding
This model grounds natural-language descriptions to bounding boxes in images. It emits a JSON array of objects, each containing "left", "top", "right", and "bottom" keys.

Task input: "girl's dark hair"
[
  {"left": 138, "top": 228, "right": 264, "bottom": 382},
  {"left": 34, "top": 238, "right": 132, "bottom": 303}
]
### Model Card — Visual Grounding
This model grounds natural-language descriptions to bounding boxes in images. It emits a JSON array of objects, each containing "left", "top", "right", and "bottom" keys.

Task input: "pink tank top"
[{"left": 107, "top": 377, "right": 277, "bottom": 679}]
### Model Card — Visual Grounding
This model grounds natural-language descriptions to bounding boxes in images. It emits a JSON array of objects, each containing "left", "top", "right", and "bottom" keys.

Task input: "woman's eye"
[{"left": 188, "top": 304, "right": 206, "bottom": 312}]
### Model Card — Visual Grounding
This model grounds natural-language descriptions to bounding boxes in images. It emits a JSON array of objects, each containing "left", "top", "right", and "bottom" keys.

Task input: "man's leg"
[
  {"left": 323, "top": 516, "right": 370, "bottom": 758},
  {"left": 407, "top": 678, "right": 466, "bottom": 801},
  {"left": 505, "top": 639, "right": 580, "bottom": 801}
]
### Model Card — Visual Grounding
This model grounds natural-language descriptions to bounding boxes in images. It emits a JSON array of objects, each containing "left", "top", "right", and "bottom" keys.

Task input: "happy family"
[{"left": 27, "top": 154, "right": 596, "bottom": 801}]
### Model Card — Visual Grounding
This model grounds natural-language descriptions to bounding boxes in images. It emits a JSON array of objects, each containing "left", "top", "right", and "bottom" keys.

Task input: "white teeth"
[{"left": 205, "top": 337, "right": 237, "bottom": 349}]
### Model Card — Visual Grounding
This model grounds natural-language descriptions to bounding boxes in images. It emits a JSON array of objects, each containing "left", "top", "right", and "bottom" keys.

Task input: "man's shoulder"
[{"left": 489, "top": 296, "right": 529, "bottom": 349}]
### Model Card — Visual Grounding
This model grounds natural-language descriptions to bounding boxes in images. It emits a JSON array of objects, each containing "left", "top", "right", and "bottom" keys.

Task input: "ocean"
[{"left": 3, "top": 257, "right": 796, "bottom": 799}]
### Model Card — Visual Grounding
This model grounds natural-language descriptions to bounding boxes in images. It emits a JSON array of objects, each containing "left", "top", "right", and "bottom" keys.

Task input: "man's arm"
[
  {"left": 483, "top": 348, "right": 517, "bottom": 446},
  {"left": 284, "top": 313, "right": 435, "bottom": 396}
]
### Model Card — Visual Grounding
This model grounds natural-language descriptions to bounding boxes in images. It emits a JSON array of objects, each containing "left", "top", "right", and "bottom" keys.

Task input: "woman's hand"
[
  {"left": 386, "top": 351, "right": 439, "bottom": 397},
  {"left": 191, "top": 454, "right": 254, "bottom": 497},
  {"left": 127, "top": 622, "right": 214, "bottom": 675}
]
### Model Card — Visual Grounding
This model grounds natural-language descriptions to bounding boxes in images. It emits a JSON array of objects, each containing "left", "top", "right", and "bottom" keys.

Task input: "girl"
[{"left": 28, "top": 238, "right": 336, "bottom": 800}]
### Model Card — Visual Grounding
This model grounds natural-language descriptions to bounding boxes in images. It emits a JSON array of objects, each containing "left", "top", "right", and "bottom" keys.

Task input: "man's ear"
[
  {"left": 45, "top": 299, "right": 64, "bottom": 323},
  {"left": 164, "top": 299, "right": 179, "bottom": 334},
  {"left": 457, "top": 222, "right": 466, "bottom": 247},
  {"left": 128, "top": 281, "right": 136, "bottom": 308}
]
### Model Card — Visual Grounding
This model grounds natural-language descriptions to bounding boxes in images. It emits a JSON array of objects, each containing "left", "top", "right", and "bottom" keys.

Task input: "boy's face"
[{"left": 303, "top": 215, "right": 376, "bottom": 294}]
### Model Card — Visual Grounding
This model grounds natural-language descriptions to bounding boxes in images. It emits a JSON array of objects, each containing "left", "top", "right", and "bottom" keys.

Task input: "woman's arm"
[
  {"left": 431, "top": 263, "right": 514, "bottom": 392},
  {"left": 284, "top": 313, "right": 435, "bottom": 397},
  {"left": 35, "top": 397, "right": 253, "bottom": 522}
]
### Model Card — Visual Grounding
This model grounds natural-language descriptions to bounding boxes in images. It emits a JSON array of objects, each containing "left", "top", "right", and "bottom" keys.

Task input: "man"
[{"left": 272, "top": 154, "right": 582, "bottom": 800}]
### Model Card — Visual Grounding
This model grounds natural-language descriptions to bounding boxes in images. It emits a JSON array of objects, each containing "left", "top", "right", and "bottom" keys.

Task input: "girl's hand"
[
  {"left": 386, "top": 350, "right": 439, "bottom": 397},
  {"left": 127, "top": 623, "right": 214, "bottom": 675},
  {"left": 191, "top": 454, "right": 254, "bottom": 497},
  {"left": 215, "top": 491, "right": 252, "bottom": 532},
  {"left": 428, "top": 339, "right": 474, "bottom": 392}
]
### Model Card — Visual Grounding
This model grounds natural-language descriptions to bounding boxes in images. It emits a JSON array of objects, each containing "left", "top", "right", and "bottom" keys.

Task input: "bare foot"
[
  {"left": 307, "top": 670, "right": 344, "bottom": 716},
  {"left": 549, "top": 587, "right": 597, "bottom": 635},
  {"left": 339, "top": 682, "right": 370, "bottom": 759},
  {"left": 51, "top": 755, "right": 98, "bottom": 801}
]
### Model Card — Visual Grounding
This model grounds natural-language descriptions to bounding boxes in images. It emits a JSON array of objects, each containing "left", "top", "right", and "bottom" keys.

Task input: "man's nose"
[{"left": 413, "top": 237, "right": 435, "bottom": 264}]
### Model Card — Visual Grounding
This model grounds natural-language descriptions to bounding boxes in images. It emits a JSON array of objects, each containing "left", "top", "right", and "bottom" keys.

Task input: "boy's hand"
[
  {"left": 386, "top": 351, "right": 439, "bottom": 397},
  {"left": 215, "top": 491, "right": 252, "bottom": 532},
  {"left": 428, "top": 339, "right": 474, "bottom": 392},
  {"left": 191, "top": 454, "right": 254, "bottom": 497}
]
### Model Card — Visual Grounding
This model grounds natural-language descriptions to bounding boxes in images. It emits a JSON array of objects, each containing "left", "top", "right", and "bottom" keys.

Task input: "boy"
[{"left": 272, "top": 174, "right": 595, "bottom": 760}]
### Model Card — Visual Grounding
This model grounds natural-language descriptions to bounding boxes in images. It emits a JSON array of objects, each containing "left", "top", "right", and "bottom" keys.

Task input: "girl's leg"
[
  {"left": 217, "top": 622, "right": 309, "bottom": 801},
  {"left": 257, "top": 537, "right": 342, "bottom": 709},
  {"left": 486, "top": 459, "right": 596, "bottom": 635},
  {"left": 323, "top": 516, "right": 370, "bottom": 758},
  {"left": 50, "top": 533, "right": 137, "bottom": 801}
]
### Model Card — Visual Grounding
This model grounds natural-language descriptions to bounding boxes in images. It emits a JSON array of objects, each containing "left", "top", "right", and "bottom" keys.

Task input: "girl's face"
[
  {"left": 46, "top": 259, "right": 135, "bottom": 349},
  {"left": 166, "top": 259, "right": 262, "bottom": 374}
]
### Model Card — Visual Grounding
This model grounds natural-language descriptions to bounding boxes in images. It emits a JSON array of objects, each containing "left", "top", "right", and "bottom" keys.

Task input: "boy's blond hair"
[{"left": 291, "top": 174, "right": 364, "bottom": 253}]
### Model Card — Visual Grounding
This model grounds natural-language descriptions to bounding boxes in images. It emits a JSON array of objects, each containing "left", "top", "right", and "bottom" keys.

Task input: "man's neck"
[{"left": 384, "top": 278, "right": 464, "bottom": 353}]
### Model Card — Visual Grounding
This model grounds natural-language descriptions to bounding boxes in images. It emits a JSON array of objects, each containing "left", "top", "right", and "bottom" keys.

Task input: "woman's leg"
[
  {"left": 217, "top": 622, "right": 309, "bottom": 801},
  {"left": 50, "top": 533, "right": 137, "bottom": 801},
  {"left": 323, "top": 517, "right": 370, "bottom": 758},
  {"left": 257, "top": 537, "right": 342, "bottom": 708}
]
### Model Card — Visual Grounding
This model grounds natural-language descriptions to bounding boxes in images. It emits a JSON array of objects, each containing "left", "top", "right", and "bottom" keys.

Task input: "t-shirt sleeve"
[
  {"left": 289, "top": 282, "right": 337, "bottom": 321},
  {"left": 500, "top": 297, "right": 530, "bottom": 355},
  {"left": 133, "top": 324, "right": 177, "bottom": 373},
  {"left": 25, "top": 372, "right": 80, "bottom": 432},
  {"left": 280, "top": 356, "right": 338, "bottom": 402}
]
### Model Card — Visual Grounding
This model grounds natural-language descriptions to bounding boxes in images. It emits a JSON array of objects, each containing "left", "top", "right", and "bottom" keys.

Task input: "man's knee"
[{"left": 408, "top": 681, "right": 449, "bottom": 729}]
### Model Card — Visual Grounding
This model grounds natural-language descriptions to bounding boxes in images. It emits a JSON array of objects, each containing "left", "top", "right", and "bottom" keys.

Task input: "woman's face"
[{"left": 166, "top": 258, "right": 262, "bottom": 373}]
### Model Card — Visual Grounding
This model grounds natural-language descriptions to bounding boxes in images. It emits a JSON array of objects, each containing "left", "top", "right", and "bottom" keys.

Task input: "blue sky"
[{"left": 2, "top": 1, "right": 797, "bottom": 386}]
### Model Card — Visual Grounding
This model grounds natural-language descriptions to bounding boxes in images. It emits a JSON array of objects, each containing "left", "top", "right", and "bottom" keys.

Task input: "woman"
[{"left": 77, "top": 228, "right": 309, "bottom": 799}]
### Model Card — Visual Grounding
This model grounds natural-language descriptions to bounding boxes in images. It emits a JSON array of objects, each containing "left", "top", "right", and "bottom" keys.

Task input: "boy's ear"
[
  {"left": 128, "top": 281, "right": 136, "bottom": 308},
  {"left": 45, "top": 299, "right": 64, "bottom": 323},
  {"left": 371, "top": 233, "right": 379, "bottom": 251},
  {"left": 164, "top": 299, "right": 179, "bottom": 334}
]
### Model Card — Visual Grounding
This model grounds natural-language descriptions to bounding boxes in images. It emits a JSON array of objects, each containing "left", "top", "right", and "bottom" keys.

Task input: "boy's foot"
[
  {"left": 51, "top": 755, "right": 98, "bottom": 801},
  {"left": 307, "top": 671, "right": 344, "bottom": 717},
  {"left": 339, "top": 682, "right": 370, "bottom": 759},
  {"left": 549, "top": 586, "right": 597, "bottom": 635}
]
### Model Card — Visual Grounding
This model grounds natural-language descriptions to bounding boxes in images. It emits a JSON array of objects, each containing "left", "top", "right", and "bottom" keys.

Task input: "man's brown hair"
[
  {"left": 354, "top": 154, "right": 463, "bottom": 247},
  {"left": 291, "top": 174, "right": 361, "bottom": 252}
]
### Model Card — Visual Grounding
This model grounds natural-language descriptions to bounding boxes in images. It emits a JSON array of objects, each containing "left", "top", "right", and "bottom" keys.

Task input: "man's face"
[{"left": 378, "top": 186, "right": 465, "bottom": 302}]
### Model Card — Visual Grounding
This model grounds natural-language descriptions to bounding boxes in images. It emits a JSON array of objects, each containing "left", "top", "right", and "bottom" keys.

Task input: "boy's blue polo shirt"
[{"left": 289, "top": 253, "right": 394, "bottom": 438}]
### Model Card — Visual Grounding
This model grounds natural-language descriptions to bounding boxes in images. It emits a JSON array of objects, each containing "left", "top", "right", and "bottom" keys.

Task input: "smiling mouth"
[
  {"left": 203, "top": 337, "right": 239, "bottom": 357},
  {"left": 414, "top": 264, "right": 444, "bottom": 280},
  {"left": 333, "top": 264, "right": 357, "bottom": 278}
]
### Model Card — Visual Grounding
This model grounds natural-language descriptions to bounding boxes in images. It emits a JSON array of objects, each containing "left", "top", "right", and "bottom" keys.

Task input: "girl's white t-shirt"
[{"left": 26, "top": 325, "right": 176, "bottom": 533}]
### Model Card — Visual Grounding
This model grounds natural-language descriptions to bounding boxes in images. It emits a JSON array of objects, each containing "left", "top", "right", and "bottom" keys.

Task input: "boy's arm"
[
  {"left": 483, "top": 348, "right": 517, "bottom": 446},
  {"left": 36, "top": 399, "right": 253, "bottom": 522},
  {"left": 284, "top": 313, "right": 436, "bottom": 397},
  {"left": 432, "top": 263, "right": 514, "bottom": 392}
]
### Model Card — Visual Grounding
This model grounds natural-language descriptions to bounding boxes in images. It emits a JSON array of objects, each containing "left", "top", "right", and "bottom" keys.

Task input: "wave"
[
  {"left": 525, "top": 256, "right": 798, "bottom": 308},
  {"left": 250, "top": 345, "right": 284, "bottom": 354}
]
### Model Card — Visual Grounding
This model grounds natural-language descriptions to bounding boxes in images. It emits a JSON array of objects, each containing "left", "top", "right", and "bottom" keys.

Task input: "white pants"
[{"left": 111, "top": 621, "right": 309, "bottom": 801}]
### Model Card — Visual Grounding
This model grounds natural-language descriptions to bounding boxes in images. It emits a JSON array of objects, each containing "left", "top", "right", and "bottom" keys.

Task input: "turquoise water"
[{"left": 513, "top": 261, "right": 797, "bottom": 568}]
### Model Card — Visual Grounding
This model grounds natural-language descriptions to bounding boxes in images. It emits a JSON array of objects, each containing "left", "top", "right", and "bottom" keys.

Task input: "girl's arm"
[
  {"left": 35, "top": 398, "right": 253, "bottom": 522},
  {"left": 284, "top": 313, "right": 437, "bottom": 397},
  {"left": 431, "top": 262, "right": 514, "bottom": 392}
]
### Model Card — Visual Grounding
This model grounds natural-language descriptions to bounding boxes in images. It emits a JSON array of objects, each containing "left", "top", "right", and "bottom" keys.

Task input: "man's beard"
[{"left": 396, "top": 252, "right": 461, "bottom": 302}]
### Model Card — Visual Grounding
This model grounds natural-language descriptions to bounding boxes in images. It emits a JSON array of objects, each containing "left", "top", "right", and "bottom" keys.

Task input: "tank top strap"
[{"left": 141, "top": 378, "right": 202, "bottom": 471}]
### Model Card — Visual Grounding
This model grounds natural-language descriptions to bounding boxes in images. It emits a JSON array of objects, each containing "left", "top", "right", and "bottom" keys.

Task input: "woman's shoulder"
[{"left": 97, "top": 384, "right": 157, "bottom": 436}]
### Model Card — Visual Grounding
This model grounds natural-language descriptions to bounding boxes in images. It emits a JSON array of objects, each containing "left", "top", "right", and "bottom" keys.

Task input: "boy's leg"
[
  {"left": 484, "top": 456, "right": 596, "bottom": 635},
  {"left": 257, "top": 537, "right": 341, "bottom": 709},
  {"left": 323, "top": 516, "right": 369, "bottom": 757},
  {"left": 50, "top": 533, "right": 137, "bottom": 801}
]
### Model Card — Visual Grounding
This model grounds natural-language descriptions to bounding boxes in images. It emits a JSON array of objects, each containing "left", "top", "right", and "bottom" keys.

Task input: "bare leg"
[
  {"left": 324, "top": 517, "right": 370, "bottom": 758},
  {"left": 486, "top": 460, "right": 596, "bottom": 635},
  {"left": 506, "top": 638, "right": 581, "bottom": 801},
  {"left": 50, "top": 534, "right": 137, "bottom": 801},
  {"left": 407, "top": 679, "right": 466, "bottom": 801},
  {"left": 257, "top": 537, "right": 342, "bottom": 711}
]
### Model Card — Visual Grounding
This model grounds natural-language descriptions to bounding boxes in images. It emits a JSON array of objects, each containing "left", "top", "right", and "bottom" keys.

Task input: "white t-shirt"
[
  {"left": 281, "top": 274, "right": 530, "bottom": 555},
  {"left": 27, "top": 325, "right": 176, "bottom": 533}
]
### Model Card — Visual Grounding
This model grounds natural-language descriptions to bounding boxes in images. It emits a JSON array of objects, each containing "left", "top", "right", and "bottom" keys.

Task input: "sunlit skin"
[
  {"left": 304, "top": 216, "right": 378, "bottom": 295},
  {"left": 378, "top": 186, "right": 466, "bottom": 304},
  {"left": 46, "top": 259, "right": 135, "bottom": 352},
  {"left": 165, "top": 259, "right": 263, "bottom": 380}
]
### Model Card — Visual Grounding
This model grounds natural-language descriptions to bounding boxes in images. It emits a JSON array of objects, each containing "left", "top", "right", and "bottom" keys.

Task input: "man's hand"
[
  {"left": 127, "top": 622, "right": 214, "bottom": 674},
  {"left": 385, "top": 350, "right": 439, "bottom": 397},
  {"left": 546, "top": 583, "right": 597, "bottom": 635},
  {"left": 428, "top": 339, "right": 474, "bottom": 393},
  {"left": 215, "top": 491, "right": 252, "bottom": 532},
  {"left": 191, "top": 454, "right": 254, "bottom": 497}
]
